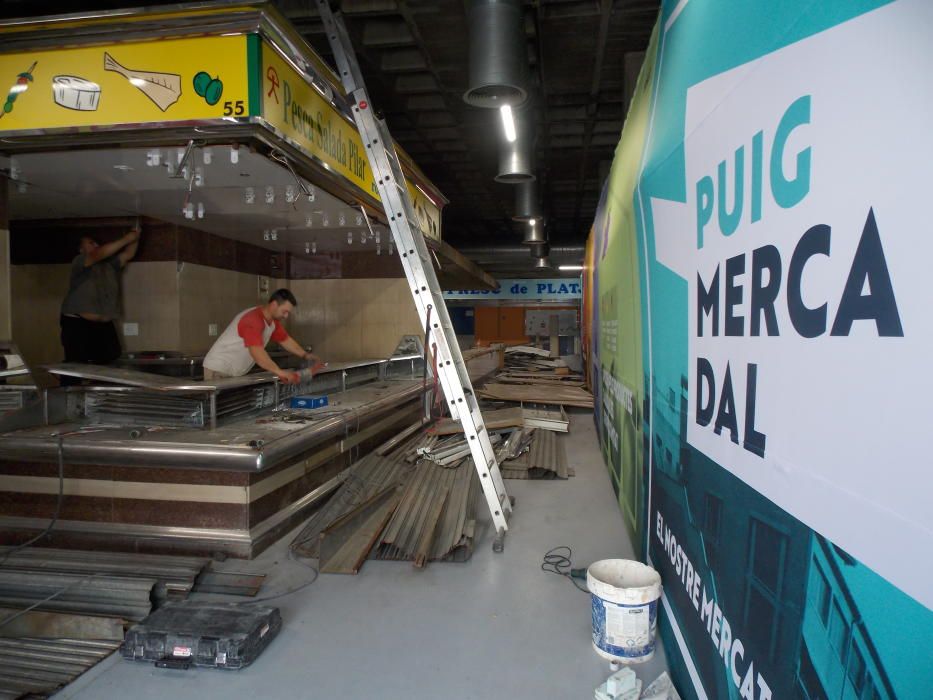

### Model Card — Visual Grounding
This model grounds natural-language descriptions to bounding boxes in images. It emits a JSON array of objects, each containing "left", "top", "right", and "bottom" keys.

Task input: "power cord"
[
  {"left": 541, "top": 546, "right": 589, "bottom": 593},
  {"left": 231, "top": 547, "right": 319, "bottom": 605},
  {"left": 0, "top": 435, "right": 65, "bottom": 567}
]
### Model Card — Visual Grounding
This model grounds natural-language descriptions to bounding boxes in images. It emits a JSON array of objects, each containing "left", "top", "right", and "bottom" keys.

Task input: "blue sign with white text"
[{"left": 443, "top": 279, "right": 582, "bottom": 302}]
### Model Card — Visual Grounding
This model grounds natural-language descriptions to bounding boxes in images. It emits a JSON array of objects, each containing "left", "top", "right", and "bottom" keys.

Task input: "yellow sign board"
[
  {"left": 0, "top": 35, "right": 249, "bottom": 131},
  {"left": 260, "top": 44, "right": 441, "bottom": 240}
]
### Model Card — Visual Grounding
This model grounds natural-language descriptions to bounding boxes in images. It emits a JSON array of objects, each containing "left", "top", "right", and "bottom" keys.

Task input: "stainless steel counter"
[{"left": 0, "top": 379, "right": 427, "bottom": 472}]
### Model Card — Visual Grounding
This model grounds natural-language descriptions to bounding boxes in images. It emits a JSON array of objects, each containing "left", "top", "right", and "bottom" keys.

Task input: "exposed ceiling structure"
[{"left": 0, "top": 0, "right": 660, "bottom": 276}]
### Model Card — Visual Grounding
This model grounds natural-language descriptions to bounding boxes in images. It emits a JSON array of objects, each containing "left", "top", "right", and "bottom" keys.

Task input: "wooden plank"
[
  {"left": 319, "top": 487, "right": 402, "bottom": 574},
  {"left": 414, "top": 487, "right": 449, "bottom": 569},
  {"left": 429, "top": 407, "right": 524, "bottom": 434},
  {"left": 504, "top": 345, "right": 551, "bottom": 357},
  {"left": 478, "top": 383, "right": 594, "bottom": 408}
]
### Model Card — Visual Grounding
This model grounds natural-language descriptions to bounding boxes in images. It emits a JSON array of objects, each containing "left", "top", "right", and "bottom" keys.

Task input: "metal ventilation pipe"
[
  {"left": 512, "top": 180, "right": 540, "bottom": 222},
  {"left": 533, "top": 256, "right": 551, "bottom": 269},
  {"left": 496, "top": 128, "right": 534, "bottom": 183},
  {"left": 529, "top": 241, "right": 549, "bottom": 258},
  {"left": 463, "top": 0, "right": 528, "bottom": 108},
  {"left": 522, "top": 222, "right": 546, "bottom": 244}
]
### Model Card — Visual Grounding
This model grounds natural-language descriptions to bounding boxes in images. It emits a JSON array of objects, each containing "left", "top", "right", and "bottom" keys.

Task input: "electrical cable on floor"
[
  {"left": 230, "top": 547, "right": 319, "bottom": 605},
  {"left": 541, "top": 546, "right": 589, "bottom": 593},
  {"left": 0, "top": 435, "right": 65, "bottom": 568}
]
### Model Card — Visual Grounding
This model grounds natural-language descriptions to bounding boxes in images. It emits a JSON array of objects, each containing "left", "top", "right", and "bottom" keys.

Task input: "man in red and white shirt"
[{"left": 202, "top": 289, "right": 323, "bottom": 383}]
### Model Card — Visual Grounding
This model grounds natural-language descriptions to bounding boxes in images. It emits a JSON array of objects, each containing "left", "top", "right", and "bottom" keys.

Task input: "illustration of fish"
[{"left": 104, "top": 52, "right": 181, "bottom": 112}]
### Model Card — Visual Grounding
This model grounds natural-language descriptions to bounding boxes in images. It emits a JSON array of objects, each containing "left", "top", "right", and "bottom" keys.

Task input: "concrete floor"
[{"left": 59, "top": 410, "right": 668, "bottom": 700}]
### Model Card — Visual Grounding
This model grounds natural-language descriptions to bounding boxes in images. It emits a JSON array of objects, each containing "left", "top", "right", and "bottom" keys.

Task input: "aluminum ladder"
[{"left": 316, "top": 1, "right": 513, "bottom": 550}]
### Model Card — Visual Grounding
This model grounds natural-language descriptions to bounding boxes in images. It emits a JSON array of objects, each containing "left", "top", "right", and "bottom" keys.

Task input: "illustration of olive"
[
  {"left": 204, "top": 78, "right": 223, "bottom": 105},
  {"left": 193, "top": 71, "right": 212, "bottom": 97},
  {"left": 193, "top": 71, "right": 223, "bottom": 106}
]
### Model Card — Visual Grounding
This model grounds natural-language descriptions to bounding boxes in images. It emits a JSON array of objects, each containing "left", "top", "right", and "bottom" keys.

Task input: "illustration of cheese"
[
  {"left": 104, "top": 52, "right": 181, "bottom": 112},
  {"left": 52, "top": 75, "right": 101, "bottom": 111}
]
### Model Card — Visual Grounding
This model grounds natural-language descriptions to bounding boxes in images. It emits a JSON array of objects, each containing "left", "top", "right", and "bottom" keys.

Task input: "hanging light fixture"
[
  {"left": 533, "top": 256, "right": 550, "bottom": 269},
  {"left": 463, "top": 0, "right": 528, "bottom": 108}
]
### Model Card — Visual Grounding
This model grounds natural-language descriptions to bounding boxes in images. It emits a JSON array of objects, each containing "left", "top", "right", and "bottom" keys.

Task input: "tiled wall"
[
  {"left": 175, "top": 263, "right": 278, "bottom": 354},
  {"left": 9, "top": 261, "right": 417, "bottom": 364},
  {"left": 10, "top": 263, "right": 71, "bottom": 366},
  {"left": 0, "top": 230, "right": 10, "bottom": 340},
  {"left": 120, "top": 261, "right": 181, "bottom": 353},
  {"left": 287, "top": 278, "right": 422, "bottom": 360}
]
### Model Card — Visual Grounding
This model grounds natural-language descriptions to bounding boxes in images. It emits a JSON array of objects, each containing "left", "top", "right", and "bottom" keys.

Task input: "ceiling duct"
[
  {"left": 522, "top": 223, "right": 546, "bottom": 245},
  {"left": 529, "top": 241, "right": 549, "bottom": 258},
  {"left": 463, "top": 0, "right": 528, "bottom": 108},
  {"left": 512, "top": 180, "right": 540, "bottom": 222},
  {"left": 495, "top": 127, "right": 534, "bottom": 183}
]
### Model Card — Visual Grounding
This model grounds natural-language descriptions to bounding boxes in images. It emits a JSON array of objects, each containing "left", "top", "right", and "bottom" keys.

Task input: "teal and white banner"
[
  {"left": 444, "top": 278, "right": 582, "bottom": 302},
  {"left": 588, "top": 1, "right": 933, "bottom": 698}
]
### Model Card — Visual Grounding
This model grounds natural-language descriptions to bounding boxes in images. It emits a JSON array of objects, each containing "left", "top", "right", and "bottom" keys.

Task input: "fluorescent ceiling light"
[
  {"left": 500, "top": 105, "right": 517, "bottom": 143},
  {"left": 558, "top": 265, "right": 584, "bottom": 271}
]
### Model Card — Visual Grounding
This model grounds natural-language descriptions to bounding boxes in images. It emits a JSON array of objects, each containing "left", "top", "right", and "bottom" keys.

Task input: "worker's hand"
[
  {"left": 277, "top": 370, "right": 301, "bottom": 385},
  {"left": 126, "top": 228, "right": 141, "bottom": 242},
  {"left": 308, "top": 359, "right": 327, "bottom": 376}
]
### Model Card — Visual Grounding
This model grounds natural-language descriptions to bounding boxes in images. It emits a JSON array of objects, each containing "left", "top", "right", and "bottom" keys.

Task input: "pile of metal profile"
[
  {"left": 429, "top": 407, "right": 524, "bottom": 435},
  {"left": 0, "top": 637, "right": 121, "bottom": 700},
  {"left": 0, "top": 548, "right": 210, "bottom": 605},
  {"left": 522, "top": 406, "right": 570, "bottom": 433},
  {"left": 0, "top": 548, "right": 219, "bottom": 699},
  {"left": 290, "top": 427, "right": 479, "bottom": 570},
  {"left": 290, "top": 443, "right": 420, "bottom": 560},
  {"left": 500, "top": 429, "right": 573, "bottom": 480},
  {"left": 416, "top": 433, "right": 502, "bottom": 466},
  {"left": 376, "top": 445, "right": 478, "bottom": 567},
  {"left": 430, "top": 406, "right": 569, "bottom": 434}
]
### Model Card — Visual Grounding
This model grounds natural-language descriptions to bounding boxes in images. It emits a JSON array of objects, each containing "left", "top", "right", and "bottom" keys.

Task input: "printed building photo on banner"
[{"left": 585, "top": 0, "right": 933, "bottom": 698}]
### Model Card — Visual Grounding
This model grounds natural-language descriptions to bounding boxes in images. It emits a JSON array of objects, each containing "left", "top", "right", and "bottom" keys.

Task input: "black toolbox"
[{"left": 122, "top": 602, "right": 281, "bottom": 670}]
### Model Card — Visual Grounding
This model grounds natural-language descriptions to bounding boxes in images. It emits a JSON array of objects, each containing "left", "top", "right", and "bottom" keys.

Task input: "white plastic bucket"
[{"left": 587, "top": 558, "right": 662, "bottom": 664}]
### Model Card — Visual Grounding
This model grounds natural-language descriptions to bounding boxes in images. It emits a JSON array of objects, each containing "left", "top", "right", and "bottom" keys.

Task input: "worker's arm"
[
  {"left": 117, "top": 231, "right": 141, "bottom": 267},
  {"left": 279, "top": 335, "right": 326, "bottom": 374},
  {"left": 248, "top": 345, "right": 297, "bottom": 383},
  {"left": 279, "top": 335, "right": 314, "bottom": 361},
  {"left": 84, "top": 229, "right": 140, "bottom": 267}
]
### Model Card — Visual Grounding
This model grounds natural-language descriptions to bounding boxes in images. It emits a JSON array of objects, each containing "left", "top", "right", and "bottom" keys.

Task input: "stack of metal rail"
[
  {"left": 500, "top": 429, "right": 572, "bottom": 480},
  {"left": 0, "top": 638, "right": 121, "bottom": 700},
  {"left": 0, "top": 548, "right": 211, "bottom": 699},
  {"left": 0, "top": 548, "right": 209, "bottom": 606},
  {"left": 290, "top": 427, "right": 480, "bottom": 570}
]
